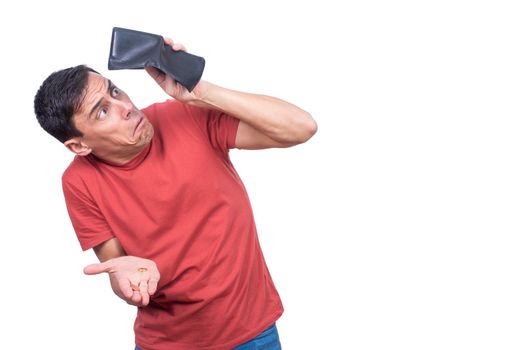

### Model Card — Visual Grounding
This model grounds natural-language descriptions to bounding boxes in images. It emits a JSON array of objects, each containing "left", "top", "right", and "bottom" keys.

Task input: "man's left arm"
[
  {"left": 187, "top": 82, "right": 317, "bottom": 150},
  {"left": 145, "top": 39, "right": 317, "bottom": 150}
]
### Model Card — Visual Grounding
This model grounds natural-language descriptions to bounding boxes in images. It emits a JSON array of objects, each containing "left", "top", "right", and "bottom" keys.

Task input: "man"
[{"left": 34, "top": 38, "right": 317, "bottom": 350}]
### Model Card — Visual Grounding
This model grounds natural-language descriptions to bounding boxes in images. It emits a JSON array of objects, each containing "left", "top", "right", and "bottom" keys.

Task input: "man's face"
[{"left": 71, "top": 72, "right": 154, "bottom": 162}]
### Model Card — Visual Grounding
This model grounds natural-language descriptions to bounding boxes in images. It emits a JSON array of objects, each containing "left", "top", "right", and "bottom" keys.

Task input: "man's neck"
[{"left": 92, "top": 142, "right": 150, "bottom": 166}]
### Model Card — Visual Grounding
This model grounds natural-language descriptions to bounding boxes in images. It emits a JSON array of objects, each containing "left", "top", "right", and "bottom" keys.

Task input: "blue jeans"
[
  {"left": 135, "top": 323, "right": 281, "bottom": 350},
  {"left": 232, "top": 323, "right": 281, "bottom": 350}
]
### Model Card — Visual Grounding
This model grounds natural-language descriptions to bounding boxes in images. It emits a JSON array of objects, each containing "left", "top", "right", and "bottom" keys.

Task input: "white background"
[{"left": 1, "top": 0, "right": 523, "bottom": 349}]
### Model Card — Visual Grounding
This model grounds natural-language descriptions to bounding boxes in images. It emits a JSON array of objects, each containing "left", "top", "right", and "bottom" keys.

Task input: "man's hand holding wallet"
[{"left": 108, "top": 27, "right": 205, "bottom": 92}]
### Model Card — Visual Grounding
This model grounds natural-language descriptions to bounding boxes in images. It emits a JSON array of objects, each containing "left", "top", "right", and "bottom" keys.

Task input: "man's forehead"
[
  {"left": 85, "top": 72, "right": 107, "bottom": 96},
  {"left": 79, "top": 73, "right": 108, "bottom": 113}
]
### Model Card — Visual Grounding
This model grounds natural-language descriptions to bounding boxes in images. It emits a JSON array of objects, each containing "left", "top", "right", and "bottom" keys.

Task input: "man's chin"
[{"left": 137, "top": 122, "right": 154, "bottom": 145}]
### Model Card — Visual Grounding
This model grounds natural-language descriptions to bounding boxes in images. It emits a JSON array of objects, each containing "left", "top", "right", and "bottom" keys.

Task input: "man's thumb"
[{"left": 83, "top": 261, "right": 111, "bottom": 275}]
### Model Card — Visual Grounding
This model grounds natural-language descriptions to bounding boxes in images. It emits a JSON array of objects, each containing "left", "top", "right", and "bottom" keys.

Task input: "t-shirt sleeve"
[
  {"left": 152, "top": 100, "right": 240, "bottom": 157},
  {"left": 185, "top": 104, "right": 240, "bottom": 156},
  {"left": 62, "top": 172, "right": 114, "bottom": 251}
]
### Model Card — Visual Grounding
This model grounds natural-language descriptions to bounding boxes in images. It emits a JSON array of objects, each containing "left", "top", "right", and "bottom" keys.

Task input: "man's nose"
[{"left": 115, "top": 100, "right": 133, "bottom": 119}]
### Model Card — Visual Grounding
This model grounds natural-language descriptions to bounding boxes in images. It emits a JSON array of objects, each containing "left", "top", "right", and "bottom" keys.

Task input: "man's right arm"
[
  {"left": 86, "top": 237, "right": 160, "bottom": 307},
  {"left": 62, "top": 175, "right": 159, "bottom": 306},
  {"left": 93, "top": 237, "right": 127, "bottom": 262}
]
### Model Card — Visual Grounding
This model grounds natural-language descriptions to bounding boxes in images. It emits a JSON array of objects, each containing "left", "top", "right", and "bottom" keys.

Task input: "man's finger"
[
  {"left": 163, "top": 37, "right": 174, "bottom": 46},
  {"left": 139, "top": 281, "right": 150, "bottom": 306},
  {"left": 148, "top": 278, "right": 158, "bottom": 295},
  {"left": 83, "top": 261, "right": 112, "bottom": 275},
  {"left": 145, "top": 66, "right": 166, "bottom": 85},
  {"left": 119, "top": 278, "right": 134, "bottom": 299},
  {"left": 126, "top": 300, "right": 140, "bottom": 306},
  {"left": 162, "top": 37, "right": 186, "bottom": 52},
  {"left": 131, "top": 290, "right": 142, "bottom": 304},
  {"left": 171, "top": 43, "right": 187, "bottom": 52}
]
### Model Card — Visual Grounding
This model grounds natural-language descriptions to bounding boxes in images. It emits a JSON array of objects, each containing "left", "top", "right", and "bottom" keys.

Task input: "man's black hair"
[{"left": 34, "top": 65, "right": 99, "bottom": 143}]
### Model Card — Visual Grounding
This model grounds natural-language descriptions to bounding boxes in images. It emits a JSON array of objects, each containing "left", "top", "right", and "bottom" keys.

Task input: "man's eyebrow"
[{"left": 87, "top": 79, "right": 113, "bottom": 119}]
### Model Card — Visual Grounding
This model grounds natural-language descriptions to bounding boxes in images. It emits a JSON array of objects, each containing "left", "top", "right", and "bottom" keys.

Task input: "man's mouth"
[{"left": 134, "top": 117, "right": 144, "bottom": 136}]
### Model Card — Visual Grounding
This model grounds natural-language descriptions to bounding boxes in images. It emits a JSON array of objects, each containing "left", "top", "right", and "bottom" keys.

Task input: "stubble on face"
[{"left": 72, "top": 73, "right": 155, "bottom": 163}]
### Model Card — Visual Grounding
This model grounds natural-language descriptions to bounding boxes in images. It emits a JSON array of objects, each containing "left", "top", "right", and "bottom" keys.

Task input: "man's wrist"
[{"left": 188, "top": 81, "right": 217, "bottom": 108}]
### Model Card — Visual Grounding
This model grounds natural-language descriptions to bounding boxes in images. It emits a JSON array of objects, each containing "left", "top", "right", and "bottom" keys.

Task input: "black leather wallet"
[{"left": 108, "top": 27, "right": 205, "bottom": 92}]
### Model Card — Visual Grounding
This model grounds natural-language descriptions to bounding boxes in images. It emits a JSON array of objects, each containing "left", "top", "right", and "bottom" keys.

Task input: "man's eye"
[
  {"left": 111, "top": 86, "right": 120, "bottom": 97},
  {"left": 98, "top": 107, "right": 108, "bottom": 120}
]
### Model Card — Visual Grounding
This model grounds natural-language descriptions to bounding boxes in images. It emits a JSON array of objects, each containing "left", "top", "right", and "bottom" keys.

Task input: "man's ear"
[{"left": 64, "top": 138, "right": 92, "bottom": 156}]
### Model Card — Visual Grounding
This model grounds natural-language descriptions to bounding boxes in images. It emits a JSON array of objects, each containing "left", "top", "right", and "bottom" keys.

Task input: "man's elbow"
[
  {"left": 293, "top": 112, "right": 318, "bottom": 145},
  {"left": 304, "top": 113, "right": 318, "bottom": 141}
]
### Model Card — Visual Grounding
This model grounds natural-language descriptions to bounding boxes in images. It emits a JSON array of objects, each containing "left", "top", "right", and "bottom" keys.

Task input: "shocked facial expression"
[{"left": 71, "top": 72, "right": 154, "bottom": 163}]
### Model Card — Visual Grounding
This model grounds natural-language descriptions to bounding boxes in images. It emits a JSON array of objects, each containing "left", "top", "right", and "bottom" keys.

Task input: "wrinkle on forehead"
[{"left": 78, "top": 73, "right": 107, "bottom": 116}]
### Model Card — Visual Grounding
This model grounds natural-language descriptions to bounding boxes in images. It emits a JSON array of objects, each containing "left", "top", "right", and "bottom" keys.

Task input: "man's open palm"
[{"left": 84, "top": 256, "right": 160, "bottom": 307}]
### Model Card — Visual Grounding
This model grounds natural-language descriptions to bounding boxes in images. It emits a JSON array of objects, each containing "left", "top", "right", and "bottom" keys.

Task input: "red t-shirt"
[{"left": 62, "top": 100, "right": 284, "bottom": 350}]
